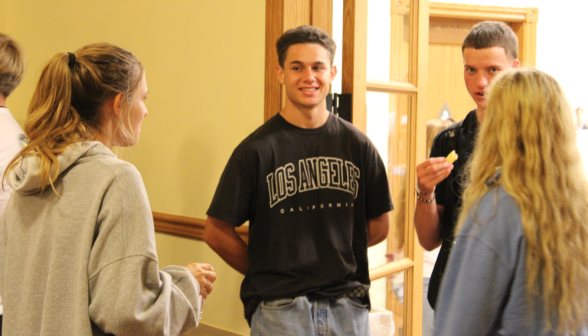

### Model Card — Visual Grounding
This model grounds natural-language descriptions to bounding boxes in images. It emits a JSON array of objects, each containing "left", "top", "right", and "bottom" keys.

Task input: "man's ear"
[
  {"left": 512, "top": 58, "right": 521, "bottom": 69},
  {"left": 275, "top": 65, "right": 285, "bottom": 85},
  {"left": 111, "top": 93, "right": 123, "bottom": 117},
  {"left": 330, "top": 65, "right": 337, "bottom": 83}
]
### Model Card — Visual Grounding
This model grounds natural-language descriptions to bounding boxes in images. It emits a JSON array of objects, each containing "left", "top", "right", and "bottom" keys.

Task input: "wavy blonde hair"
[
  {"left": 458, "top": 68, "right": 588, "bottom": 333},
  {"left": 2, "top": 43, "right": 143, "bottom": 192}
]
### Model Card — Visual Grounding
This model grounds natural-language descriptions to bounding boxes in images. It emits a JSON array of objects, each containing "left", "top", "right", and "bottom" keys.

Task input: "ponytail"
[{"left": 2, "top": 43, "right": 143, "bottom": 192}]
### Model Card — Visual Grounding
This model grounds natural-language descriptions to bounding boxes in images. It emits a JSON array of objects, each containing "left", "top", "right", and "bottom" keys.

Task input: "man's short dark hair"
[
  {"left": 462, "top": 21, "right": 518, "bottom": 59},
  {"left": 276, "top": 25, "right": 336, "bottom": 68}
]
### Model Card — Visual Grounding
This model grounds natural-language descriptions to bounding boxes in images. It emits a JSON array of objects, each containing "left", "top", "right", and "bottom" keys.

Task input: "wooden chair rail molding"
[
  {"left": 153, "top": 211, "right": 397, "bottom": 279},
  {"left": 152, "top": 212, "right": 249, "bottom": 244},
  {"left": 370, "top": 258, "right": 414, "bottom": 281}
]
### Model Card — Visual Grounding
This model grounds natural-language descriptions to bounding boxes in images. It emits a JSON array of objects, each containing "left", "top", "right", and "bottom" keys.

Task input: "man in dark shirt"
[
  {"left": 414, "top": 21, "right": 520, "bottom": 310},
  {"left": 204, "top": 25, "right": 393, "bottom": 335}
]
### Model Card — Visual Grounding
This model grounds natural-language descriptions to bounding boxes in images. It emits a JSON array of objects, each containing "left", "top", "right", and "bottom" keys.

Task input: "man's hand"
[
  {"left": 185, "top": 263, "right": 217, "bottom": 299},
  {"left": 414, "top": 157, "right": 451, "bottom": 250},
  {"left": 416, "top": 157, "right": 453, "bottom": 195}
]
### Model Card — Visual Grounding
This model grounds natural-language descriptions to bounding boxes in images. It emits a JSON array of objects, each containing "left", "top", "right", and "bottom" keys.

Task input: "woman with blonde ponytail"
[
  {"left": 0, "top": 43, "right": 216, "bottom": 336},
  {"left": 433, "top": 68, "right": 588, "bottom": 335}
]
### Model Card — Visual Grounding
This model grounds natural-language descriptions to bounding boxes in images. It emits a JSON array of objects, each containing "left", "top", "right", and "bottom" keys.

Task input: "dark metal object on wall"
[{"left": 326, "top": 93, "right": 352, "bottom": 123}]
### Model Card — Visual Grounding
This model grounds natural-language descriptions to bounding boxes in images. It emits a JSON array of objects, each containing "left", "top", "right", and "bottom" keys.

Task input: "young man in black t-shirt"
[
  {"left": 204, "top": 25, "right": 393, "bottom": 335},
  {"left": 414, "top": 21, "right": 520, "bottom": 312}
]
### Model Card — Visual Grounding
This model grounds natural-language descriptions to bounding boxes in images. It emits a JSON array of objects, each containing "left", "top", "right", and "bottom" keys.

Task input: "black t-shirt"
[
  {"left": 427, "top": 110, "right": 478, "bottom": 309},
  {"left": 207, "top": 113, "right": 393, "bottom": 324}
]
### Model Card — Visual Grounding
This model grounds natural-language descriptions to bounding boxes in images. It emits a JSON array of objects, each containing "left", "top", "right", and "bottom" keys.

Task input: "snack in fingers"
[{"left": 446, "top": 150, "right": 458, "bottom": 164}]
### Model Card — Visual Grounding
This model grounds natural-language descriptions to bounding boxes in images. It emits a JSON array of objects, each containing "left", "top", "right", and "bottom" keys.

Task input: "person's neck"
[
  {"left": 94, "top": 118, "right": 114, "bottom": 150},
  {"left": 279, "top": 103, "right": 330, "bottom": 129},
  {"left": 0, "top": 94, "right": 6, "bottom": 107},
  {"left": 94, "top": 134, "right": 113, "bottom": 149}
]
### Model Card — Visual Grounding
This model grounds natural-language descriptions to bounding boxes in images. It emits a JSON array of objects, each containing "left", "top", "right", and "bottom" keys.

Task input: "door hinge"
[{"left": 326, "top": 93, "right": 352, "bottom": 123}]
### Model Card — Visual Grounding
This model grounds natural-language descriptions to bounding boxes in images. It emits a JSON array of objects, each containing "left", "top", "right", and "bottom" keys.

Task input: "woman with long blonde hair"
[
  {"left": 0, "top": 43, "right": 216, "bottom": 336},
  {"left": 434, "top": 68, "right": 588, "bottom": 335}
]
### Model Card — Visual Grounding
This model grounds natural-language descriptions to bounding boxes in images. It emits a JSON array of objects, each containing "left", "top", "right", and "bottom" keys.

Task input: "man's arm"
[
  {"left": 203, "top": 216, "right": 249, "bottom": 275},
  {"left": 413, "top": 157, "right": 452, "bottom": 251},
  {"left": 368, "top": 211, "right": 391, "bottom": 247}
]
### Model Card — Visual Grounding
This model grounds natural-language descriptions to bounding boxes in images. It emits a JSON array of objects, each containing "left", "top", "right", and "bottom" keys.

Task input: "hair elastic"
[{"left": 67, "top": 52, "right": 76, "bottom": 69}]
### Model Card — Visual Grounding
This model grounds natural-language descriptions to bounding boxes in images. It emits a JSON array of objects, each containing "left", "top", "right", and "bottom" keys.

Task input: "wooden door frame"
[
  {"left": 264, "top": 0, "right": 334, "bottom": 122},
  {"left": 429, "top": 2, "right": 538, "bottom": 67},
  {"left": 366, "top": 1, "right": 429, "bottom": 335}
]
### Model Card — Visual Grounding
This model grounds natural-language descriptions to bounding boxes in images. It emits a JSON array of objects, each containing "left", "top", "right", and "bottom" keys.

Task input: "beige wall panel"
[
  {"left": 427, "top": 44, "right": 475, "bottom": 123},
  {"left": 4, "top": 0, "right": 265, "bottom": 334}
]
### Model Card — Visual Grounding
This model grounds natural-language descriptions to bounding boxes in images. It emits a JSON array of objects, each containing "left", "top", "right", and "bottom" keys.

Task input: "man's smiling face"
[{"left": 277, "top": 43, "right": 336, "bottom": 113}]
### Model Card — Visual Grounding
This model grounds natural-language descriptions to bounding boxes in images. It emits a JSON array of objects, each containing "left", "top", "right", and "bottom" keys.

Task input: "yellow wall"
[
  {"left": 0, "top": 0, "right": 6, "bottom": 32},
  {"left": 3, "top": 1, "right": 265, "bottom": 334}
]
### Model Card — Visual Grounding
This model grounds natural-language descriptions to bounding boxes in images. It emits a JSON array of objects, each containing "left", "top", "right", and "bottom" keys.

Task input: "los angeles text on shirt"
[{"left": 267, "top": 156, "right": 360, "bottom": 208}]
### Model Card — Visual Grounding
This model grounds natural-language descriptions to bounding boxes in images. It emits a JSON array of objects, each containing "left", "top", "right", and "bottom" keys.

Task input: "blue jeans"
[{"left": 250, "top": 296, "right": 370, "bottom": 336}]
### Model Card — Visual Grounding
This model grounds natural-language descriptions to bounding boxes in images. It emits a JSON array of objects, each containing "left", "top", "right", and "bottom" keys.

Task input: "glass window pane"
[
  {"left": 367, "top": 0, "right": 411, "bottom": 83},
  {"left": 366, "top": 91, "right": 411, "bottom": 268},
  {"left": 332, "top": 0, "right": 344, "bottom": 95},
  {"left": 370, "top": 272, "right": 406, "bottom": 336}
]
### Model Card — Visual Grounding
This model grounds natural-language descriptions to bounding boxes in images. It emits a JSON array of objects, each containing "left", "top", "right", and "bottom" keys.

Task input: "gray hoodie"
[{"left": 0, "top": 141, "right": 201, "bottom": 336}]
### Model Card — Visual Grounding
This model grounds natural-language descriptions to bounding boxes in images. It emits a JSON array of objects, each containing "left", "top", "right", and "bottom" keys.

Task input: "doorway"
[{"left": 427, "top": 2, "right": 538, "bottom": 122}]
